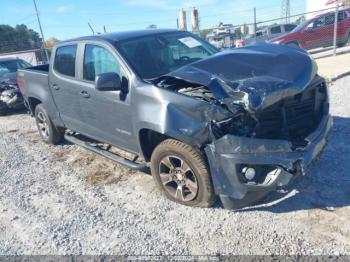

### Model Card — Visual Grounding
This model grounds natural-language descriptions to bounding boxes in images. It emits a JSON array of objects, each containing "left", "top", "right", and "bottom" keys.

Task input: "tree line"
[{"left": 0, "top": 24, "right": 42, "bottom": 54}]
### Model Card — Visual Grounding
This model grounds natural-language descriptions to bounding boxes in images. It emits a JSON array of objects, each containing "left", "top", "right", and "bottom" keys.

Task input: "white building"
[{"left": 0, "top": 49, "right": 42, "bottom": 65}]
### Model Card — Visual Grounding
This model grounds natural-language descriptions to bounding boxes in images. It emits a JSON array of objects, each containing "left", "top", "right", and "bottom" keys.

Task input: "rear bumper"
[{"left": 205, "top": 114, "right": 333, "bottom": 209}]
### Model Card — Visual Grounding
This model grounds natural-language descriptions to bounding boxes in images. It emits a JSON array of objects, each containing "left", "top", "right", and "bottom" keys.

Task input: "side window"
[
  {"left": 54, "top": 45, "right": 77, "bottom": 77},
  {"left": 83, "top": 45, "right": 120, "bottom": 81},
  {"left": 338, "top": 11, "right": 348, "bottom": 22},
  {"left": 313, "top": 17, "right": 325, "bottom": 29},
  {"left": 325, "top": 14, "right": 335, "bottom": 25},
  {"left": 270, "top": 26, "right": 282, "bottom": 34}
]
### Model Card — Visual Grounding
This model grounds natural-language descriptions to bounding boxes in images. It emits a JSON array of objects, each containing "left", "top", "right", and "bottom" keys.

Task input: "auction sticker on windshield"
[{"left": 179, "top": 37, "right": 202, "bottom": 48}]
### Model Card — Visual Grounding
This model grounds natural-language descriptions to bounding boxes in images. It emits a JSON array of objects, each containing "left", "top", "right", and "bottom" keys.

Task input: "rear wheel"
[
  {"left": 151, "top": 139, "right": 216, "bottom": 208},
  {"left": 35, "top": 104, "right": 64, "bottom": 144}
]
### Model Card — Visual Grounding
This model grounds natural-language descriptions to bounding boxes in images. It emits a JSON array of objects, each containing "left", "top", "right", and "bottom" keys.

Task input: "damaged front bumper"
[
  {"left": 205, "top": 114, "right": 333, "bottom": 209},
  {"left": 0, "top": 89, "right": 24, "bottom": 113}
]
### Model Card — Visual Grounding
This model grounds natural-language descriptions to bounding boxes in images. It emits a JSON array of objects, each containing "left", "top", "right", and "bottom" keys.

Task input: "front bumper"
[
  {"left": 0, "top": 92, "right": 24, "bottom": 112},
  {"left": 205, "top": 114, "right": 333, "bottom": 209}
]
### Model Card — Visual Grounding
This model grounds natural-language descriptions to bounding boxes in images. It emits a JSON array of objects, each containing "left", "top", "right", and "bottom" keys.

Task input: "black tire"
[
  {"left": 151, "top": 139, "right": 216, "bottom": 208},
  {"left": 35, "top": 104, "right": 64, "bottom": 144},
  {"left": 0, "top": 102, "right": 7, "bottom": 116}
]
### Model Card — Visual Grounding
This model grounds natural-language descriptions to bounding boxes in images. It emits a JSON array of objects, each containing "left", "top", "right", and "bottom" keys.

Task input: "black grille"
[{"left": 255, "top": 79, "right": 327, "bottom": 143}]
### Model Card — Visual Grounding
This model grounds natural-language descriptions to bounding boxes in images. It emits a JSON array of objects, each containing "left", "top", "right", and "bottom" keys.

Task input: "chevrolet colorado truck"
[{"left": 18, "top": 29, "right": 332, "bottom": 209}]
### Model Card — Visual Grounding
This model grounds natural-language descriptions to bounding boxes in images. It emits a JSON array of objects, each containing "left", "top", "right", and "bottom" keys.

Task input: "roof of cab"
[
  {"left": 0, "top": 57, "right": 20, "bottom": 62},
  {"left": 58, "top": 29, "right": 179, "bottom": 45}
]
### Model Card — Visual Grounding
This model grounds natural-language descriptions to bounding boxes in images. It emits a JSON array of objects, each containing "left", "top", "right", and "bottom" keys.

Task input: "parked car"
[
  {"left": 240, "top": 24, "right": 297, "bottom": 46},
  {"left": 18, "top": 29, "right": 332, "bottom": 209},
  {"left": 0, "top": 57, "right": 32, "bottom": 115},
  {"left": 270, "top": 8, "right": 350, "bottom": 49}
]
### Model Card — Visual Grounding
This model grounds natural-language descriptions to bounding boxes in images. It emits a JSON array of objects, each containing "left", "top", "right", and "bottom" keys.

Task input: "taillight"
[{"left": 16, "top": 74, "right": 25, "bottom": 94}]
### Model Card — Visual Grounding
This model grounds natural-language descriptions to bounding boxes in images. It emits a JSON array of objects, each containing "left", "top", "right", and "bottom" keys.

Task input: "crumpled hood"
[{"left": 163, "top": 43, "right": 318, "bottom": 113}]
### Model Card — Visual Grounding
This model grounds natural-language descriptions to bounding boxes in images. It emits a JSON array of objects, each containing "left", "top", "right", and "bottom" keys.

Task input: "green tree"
[
  {"left": 0, "top": 24, "right": 41, "bottom": 53},
  {"left": 45, "top": 37, "right": 60, "bottom": 49},
  {"left": 294, "top": 16, "right": 306, "bottom": 25}
]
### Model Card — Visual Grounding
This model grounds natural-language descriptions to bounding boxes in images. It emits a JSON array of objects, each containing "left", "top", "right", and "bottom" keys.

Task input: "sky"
[{"left": 0, "top": 0, "right": 307, "bottom": 40}]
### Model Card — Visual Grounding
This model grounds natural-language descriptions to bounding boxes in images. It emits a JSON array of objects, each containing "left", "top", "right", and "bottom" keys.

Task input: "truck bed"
[{"left": 17, "top": 64, "right": 49, "bottom": 98}]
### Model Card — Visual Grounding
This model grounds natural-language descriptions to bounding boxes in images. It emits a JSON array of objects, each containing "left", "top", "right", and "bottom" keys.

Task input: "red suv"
[{"left": 270, "top": 8, "right": 350, "bottom": 50}]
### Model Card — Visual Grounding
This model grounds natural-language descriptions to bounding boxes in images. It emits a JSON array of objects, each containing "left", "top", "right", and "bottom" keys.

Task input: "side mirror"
[{"left": 95, "top": 72, "right": 121, "bottom": 91}]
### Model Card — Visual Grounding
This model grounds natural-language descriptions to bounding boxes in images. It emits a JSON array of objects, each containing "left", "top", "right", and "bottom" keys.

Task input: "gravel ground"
[{"left": 0, "top": 77, "right": 349, "bottom": 256}]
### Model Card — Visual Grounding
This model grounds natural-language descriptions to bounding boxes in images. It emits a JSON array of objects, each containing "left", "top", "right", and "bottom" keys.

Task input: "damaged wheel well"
[
  {"left": 139, "top": 129, "right": 171, "bottom": 162},
  {"left": 27, "top": 97, "right": 42, "bottom": 114}
]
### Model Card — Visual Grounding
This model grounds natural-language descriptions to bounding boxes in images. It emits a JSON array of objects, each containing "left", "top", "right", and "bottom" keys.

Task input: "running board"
[{"left": 64, "top": 134, "right": 149, "bottom": 173}]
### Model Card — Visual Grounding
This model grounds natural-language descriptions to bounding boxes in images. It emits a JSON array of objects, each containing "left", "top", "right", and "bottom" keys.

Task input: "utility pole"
[
  {"left": 333, "top": 0, "right": 339, "bottom": 56},
  {"left": 33, "top": 0, "right": 49, "bottom": 62},
  {"left": 281, "top": 0, "right": 291, "bottom": 23},
  {"left": 254, "top": 8, "right": 257, "bottom": 43}
]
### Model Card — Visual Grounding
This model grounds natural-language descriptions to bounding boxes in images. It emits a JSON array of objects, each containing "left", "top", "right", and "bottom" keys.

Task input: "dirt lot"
[{"left": 0, "top": 76, "right": 350, "bottom": 256}]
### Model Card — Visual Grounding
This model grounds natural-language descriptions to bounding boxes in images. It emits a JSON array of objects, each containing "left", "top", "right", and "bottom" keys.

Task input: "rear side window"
[
  {"left": 83, "top": 45, "right": 120, "bottom": 81},
  {"left": 325, "top": 14, "right": 335, "bottom": 25},
  {"left": 54, "top": 45, "right": 77, "bottom": 77},
  {"left": 270, "top": 26, "right": 282, "bottom": 34}
]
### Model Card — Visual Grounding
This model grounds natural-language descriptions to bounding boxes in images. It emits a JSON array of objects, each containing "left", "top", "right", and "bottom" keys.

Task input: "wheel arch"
[
  {"left": 27, "top": 96, "right": 42, "bottom": 114},
  {"left": 138, "top": 127, "right": 204, "bottom": 162},
  {"left": 138, "top": 128, "right": 170, "bottom": 162}
]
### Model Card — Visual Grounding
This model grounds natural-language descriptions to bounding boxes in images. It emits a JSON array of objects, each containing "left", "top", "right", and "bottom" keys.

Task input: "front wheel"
[
  {"left": 151, "top": 139, "right": 216, "bottom": 208},
  {"left": 35, "top": 104, "right": 64, "bottom": 144}
]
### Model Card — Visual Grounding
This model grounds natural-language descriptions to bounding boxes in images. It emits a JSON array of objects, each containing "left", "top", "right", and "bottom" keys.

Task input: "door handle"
[
  {"left": 80, "top": 90, "right": 90, "bottom": 98},
  {"left": 52, "top": 84, "right": 60, "bottom": 90}
]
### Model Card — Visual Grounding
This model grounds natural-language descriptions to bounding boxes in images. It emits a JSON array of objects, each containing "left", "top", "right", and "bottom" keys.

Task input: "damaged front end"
[
  {"left": 0, "top": 79, "right": 24, "bottom": 115},
  {"left": 155, "top": 44, "right": 332, "bottom": 209}
]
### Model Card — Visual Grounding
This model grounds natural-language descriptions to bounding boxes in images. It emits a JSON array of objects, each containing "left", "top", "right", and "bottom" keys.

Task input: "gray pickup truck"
[{"left": 18, "top": 29, "right": 332, "bottom": 209}]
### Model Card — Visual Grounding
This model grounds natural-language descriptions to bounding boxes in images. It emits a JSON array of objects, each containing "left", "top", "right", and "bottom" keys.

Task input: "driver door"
[
  {"left": 77, "top": 43, "right": 137, "bottom": 153},
  {"left": 303, "top": 17, "right": 326, "bottom": 49}
]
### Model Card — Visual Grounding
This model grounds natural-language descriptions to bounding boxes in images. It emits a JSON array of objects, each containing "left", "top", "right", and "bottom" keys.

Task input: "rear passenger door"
[
  {"left": 337, "top": 11, "right": 349, "bottom": 45},
  {"left": 50, "top": 44, "right": 85, "bottom": 130},
  {"left": 324, "top": 14, "right": 336, "bottom": 47},
  {"left": 77, "top": 43, "right": 137, "bottom": 153}
]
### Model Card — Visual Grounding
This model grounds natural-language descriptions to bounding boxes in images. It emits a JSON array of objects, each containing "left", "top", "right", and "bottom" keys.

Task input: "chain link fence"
[
  {"left": 203, "top": 4, "right": 350, "bottom": 57},
  {"left": 1, "top": 2, "right": 350, "bottom": 64}
]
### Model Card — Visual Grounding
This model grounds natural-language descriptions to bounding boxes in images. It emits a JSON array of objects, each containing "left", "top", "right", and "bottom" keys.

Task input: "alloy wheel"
[
  {"left": 158, "top": 155, "right": 199, "bottom": 202},
  {"left": 37, "top": 111, "right": 50, "bottom": 139}
]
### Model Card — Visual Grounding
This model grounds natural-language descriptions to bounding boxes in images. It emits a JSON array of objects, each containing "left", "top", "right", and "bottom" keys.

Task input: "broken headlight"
[{"left": 211, "top": 111, "right": 257, "bottom": 139}]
